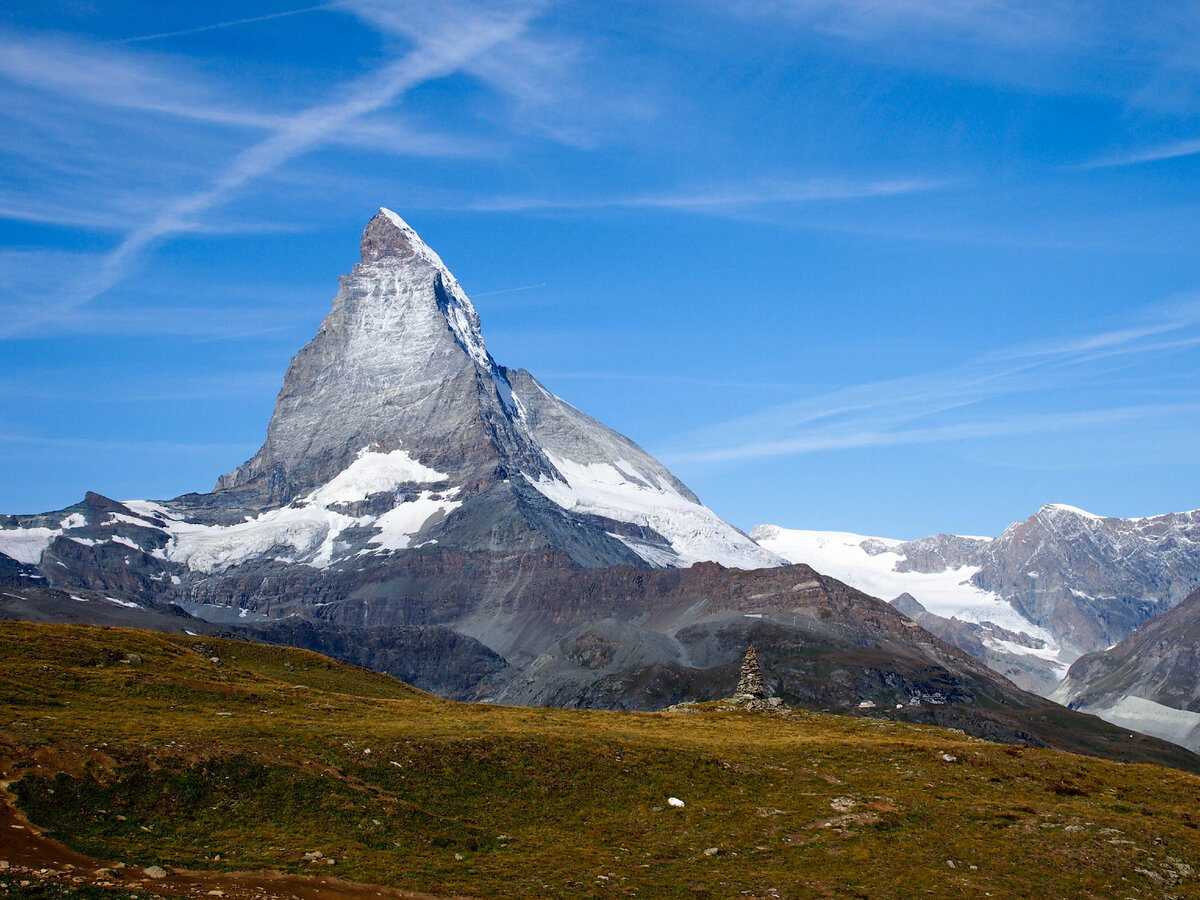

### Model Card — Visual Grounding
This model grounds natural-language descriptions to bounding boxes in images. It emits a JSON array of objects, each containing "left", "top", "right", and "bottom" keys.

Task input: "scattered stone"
[
  {"left": 668, "top": 797, "right": 685, "bottom": 808},
  {"left": 829, "top": 797, "right": 856, "bottom": 813},
  {"left": 143, "top": 866, "right": 167, "bottom": 879},
  {"left": 703, "top": 847, "right": 718, "bottom": 856}
]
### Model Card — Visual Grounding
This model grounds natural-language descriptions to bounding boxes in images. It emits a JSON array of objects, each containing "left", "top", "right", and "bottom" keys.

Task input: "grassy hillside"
[{"left": 2, "top": 622, "right": 1200, "bottom": 899}]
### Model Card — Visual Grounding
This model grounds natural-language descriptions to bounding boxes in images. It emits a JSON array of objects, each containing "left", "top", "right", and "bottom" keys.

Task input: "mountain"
[
  {"left": 1052, "top": 586, "right": 1200, "bottom": 752},
  {"left": 752, "top": 504, "right": 1200, "bottom": 695},
  {"left": 0, "top": 209, "right": 778, "bottom": 579},
  {"left": 2, "top": 209, "right": 1192, "bottom": 759}
]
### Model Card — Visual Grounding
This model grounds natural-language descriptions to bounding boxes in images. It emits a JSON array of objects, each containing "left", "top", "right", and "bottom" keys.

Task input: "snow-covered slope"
[
  {"left": 124, "top": 448, "right": 462, "bottom": 574},
  {"left": 510, "top": 367, "right": 779, "bottom": 570},
  {"left": 750, "top": 524, "right": 1065, "bottom": 687}
]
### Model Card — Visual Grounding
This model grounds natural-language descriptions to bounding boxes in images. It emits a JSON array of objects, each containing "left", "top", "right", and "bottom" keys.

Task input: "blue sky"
[{"left": 1, "top": 0, "right": 1199, "bottom": 539}]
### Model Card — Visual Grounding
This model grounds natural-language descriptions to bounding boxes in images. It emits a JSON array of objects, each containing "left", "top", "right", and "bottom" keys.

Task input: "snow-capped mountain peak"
[{"left": 0, "top": 209, "right": 777, "bottom": 575}]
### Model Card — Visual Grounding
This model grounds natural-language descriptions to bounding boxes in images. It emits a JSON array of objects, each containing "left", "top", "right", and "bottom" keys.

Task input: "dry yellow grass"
[{"left": 2, "top": 621, "right": 1199, "bottom": 899}]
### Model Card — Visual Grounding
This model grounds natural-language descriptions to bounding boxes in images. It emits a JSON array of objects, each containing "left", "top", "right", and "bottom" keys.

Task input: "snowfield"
[{"left": 750, "top": 524, "right": 1063, "bottom": 668}]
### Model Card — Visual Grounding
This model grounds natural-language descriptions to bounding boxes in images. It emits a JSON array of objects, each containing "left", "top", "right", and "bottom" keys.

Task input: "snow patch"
[
  {"left": 60, "top": 513, "right": 86, "bottom": 529},
  {"left": 306, "top": 447, "right": 449, "bottom": 506},
  {"left": 0, "top": 526, "right": 59, "bottom": 565},
  {"left": 1091, "top": 695, "right": 1200, "bottom": 749},
  {"left": 1042, "top": 503, "right": 1102, "bottom": 520},
  {"left": 528, "top": 452, "right": 780, "bottom": 569},
  {"left": 107, "top": 512, "right": 162, "bottom": 529},
  {"left": 159, "top": 448, "right": 461, "bottom": 573},
  {"left": 123, "top": 500, "right": 182, "bottom": 521},
  {"left": 370, "top": 490, "right": 463, "bottom": 552}
]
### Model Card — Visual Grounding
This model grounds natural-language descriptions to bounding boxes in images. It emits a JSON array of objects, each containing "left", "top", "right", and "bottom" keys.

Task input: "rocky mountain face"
[
  {"left": 2, "top": 209, "right": 1196, "bottom": 762},
  {"left": 753, "top": 505, "right": 1200, "bottom": 696},
  {"left": 975, "top": 505, "right": 1200, "bottom": 653},
  {"left": 1052, "top": 586, "right": 1200, "bottom": 752}
]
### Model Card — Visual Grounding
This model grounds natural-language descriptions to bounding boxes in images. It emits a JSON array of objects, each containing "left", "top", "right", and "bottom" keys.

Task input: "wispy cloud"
[
  {"left": 729, "top": 0, "right": 1200, "bottom": 111},
  {"left": 0, "top": 30, "right": 284, "bottom": 129},
  {"left": 0, "top": 4, "right": 540, "bottom": 337},
  {"left": 0, "top": 433, "right": 257, "bottom": 455},
  {"left": 346, "top": 0, "right": 653, "bottom": 148},
  {"left": 661, "top": 299, "right": 1200, "bottom": 465},
  {"left": 460, "top": 177, "right": 951, "bottom": 214},
  {"left": 741, "top": 0, "right": 1077, "bottom": 46},
  {"left": 1077, "top": 137, "right": 1200, "bottom": 170}
]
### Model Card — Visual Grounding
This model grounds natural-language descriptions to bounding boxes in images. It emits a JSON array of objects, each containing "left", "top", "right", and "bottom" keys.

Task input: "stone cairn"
[
  {"left": 736, "top": 645, "right": 765, "bottom": 699},
  {"left": 665, "top": 644, "right": 785, "bottom": 713}
]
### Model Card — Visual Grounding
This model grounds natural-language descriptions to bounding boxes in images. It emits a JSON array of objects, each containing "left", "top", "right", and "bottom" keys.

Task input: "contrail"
[
  {"left": 472, "top": 282, "right": 547, "bottom": 297},
  {"left": 111, "top": 4, "right": 342, "bottom": 44}
]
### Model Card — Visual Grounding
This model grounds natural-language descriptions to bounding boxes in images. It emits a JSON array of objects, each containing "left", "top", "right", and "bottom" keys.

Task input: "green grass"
[{"left": 3, "top": 622, "right": 1200, "bottom": 899}]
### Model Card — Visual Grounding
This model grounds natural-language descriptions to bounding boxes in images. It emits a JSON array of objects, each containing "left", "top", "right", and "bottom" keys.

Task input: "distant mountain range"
[
  {"left": 752, "top": 505, "right": 1200, "bottom": 696},
  {"left": 1, "top": 209, "right": 1196, "bottom": 761}
]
